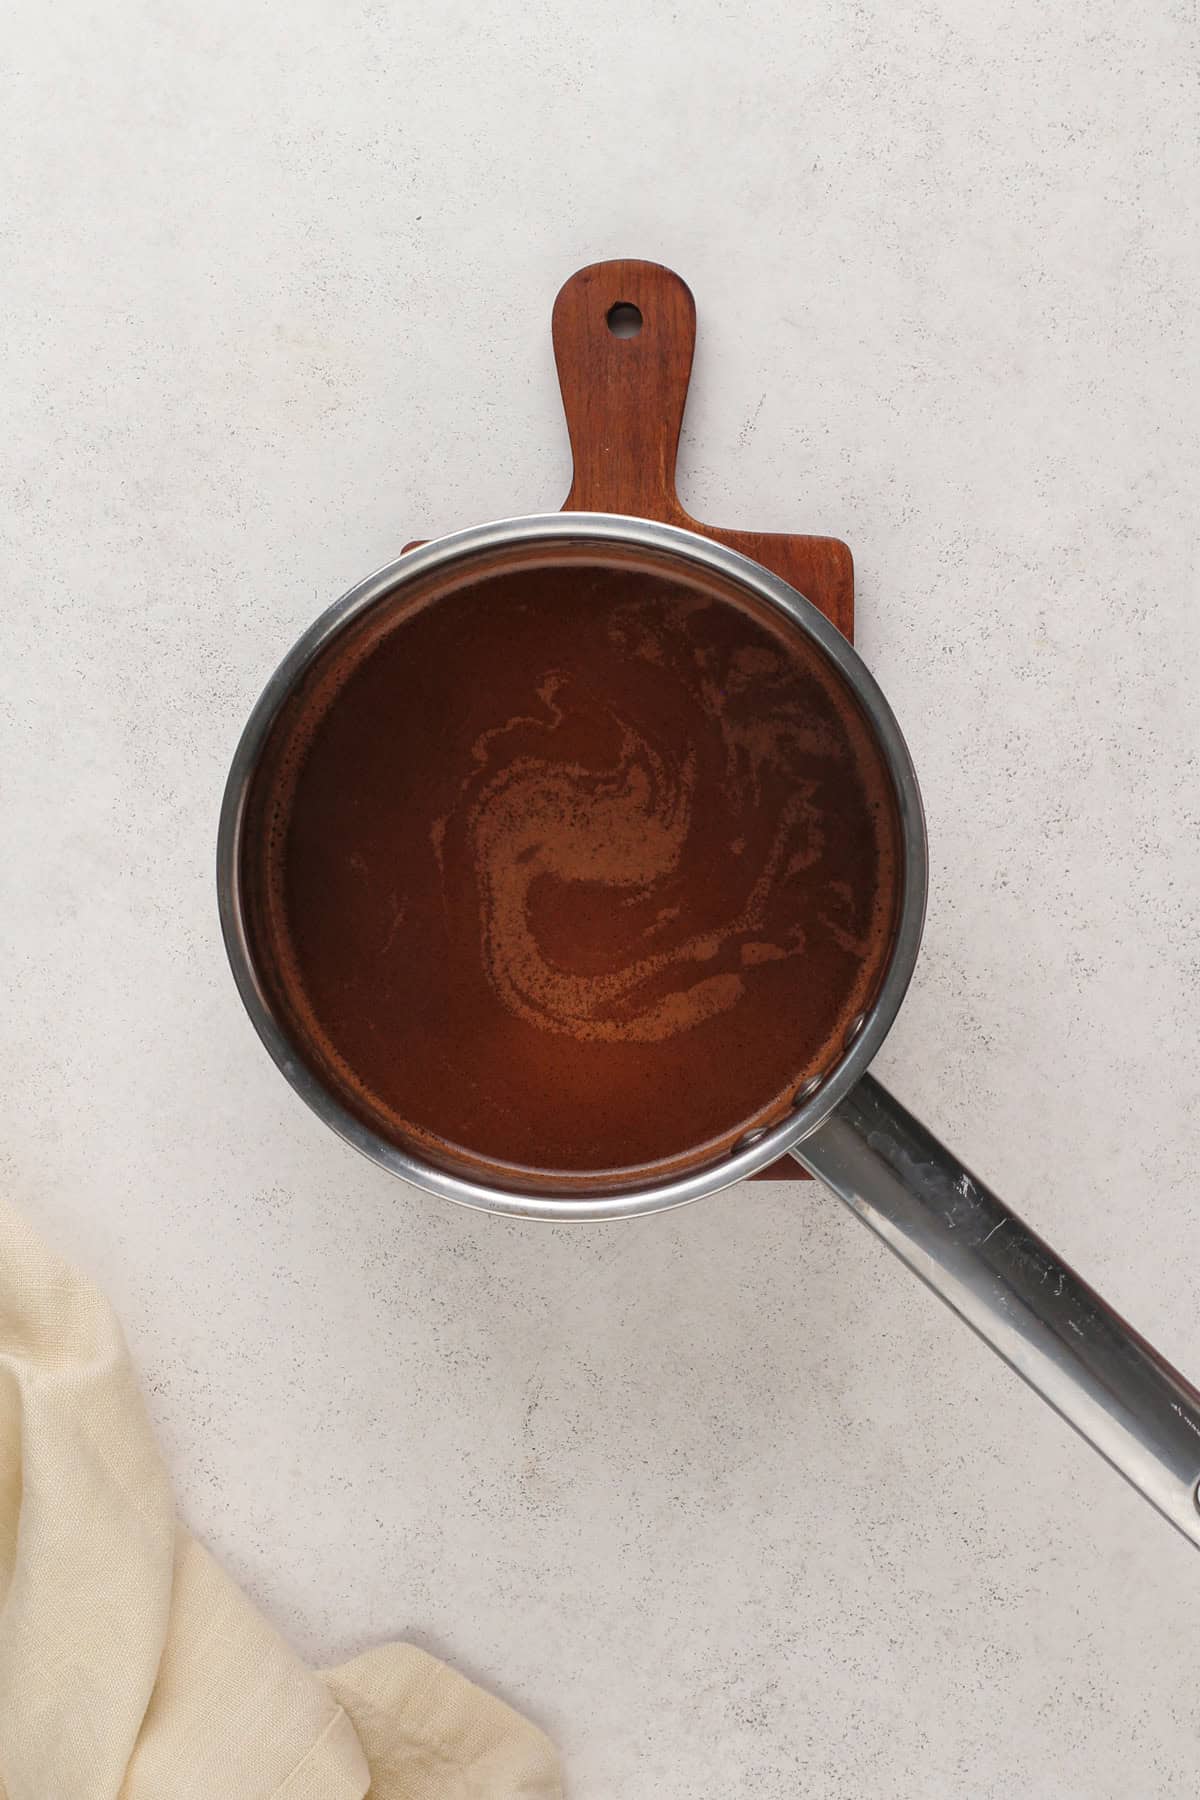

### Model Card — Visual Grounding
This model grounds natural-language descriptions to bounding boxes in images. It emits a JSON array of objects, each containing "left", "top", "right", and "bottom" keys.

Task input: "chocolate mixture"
[{"left": 243, "top": 556, "right": 901, "bottom": 1184}]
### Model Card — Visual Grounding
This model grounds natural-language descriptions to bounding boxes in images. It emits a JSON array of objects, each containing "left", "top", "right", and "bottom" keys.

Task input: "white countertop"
[{"left": 6, "top": 2, "right": 1200, "bottom": 1793}]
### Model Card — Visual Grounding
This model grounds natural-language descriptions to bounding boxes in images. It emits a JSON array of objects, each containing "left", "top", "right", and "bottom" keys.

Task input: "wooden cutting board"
[{"left": 409, "top": 258, "right": 855, "bottom": 1180}]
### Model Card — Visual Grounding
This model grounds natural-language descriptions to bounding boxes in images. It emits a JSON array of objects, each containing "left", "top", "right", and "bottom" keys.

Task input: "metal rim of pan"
[{"left": 217, "top": 510, "right": 928, "bottom": 1221}]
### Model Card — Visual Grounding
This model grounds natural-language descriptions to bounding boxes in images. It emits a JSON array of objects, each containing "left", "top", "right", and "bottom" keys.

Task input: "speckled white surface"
[{"left": 5, "top": 1, "right": 1200, "bottom": 1793}]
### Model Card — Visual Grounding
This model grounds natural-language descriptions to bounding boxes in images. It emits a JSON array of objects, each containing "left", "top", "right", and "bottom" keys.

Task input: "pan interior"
[{"left": 239, "top": 539, "right": 904, "bottom": 1192}]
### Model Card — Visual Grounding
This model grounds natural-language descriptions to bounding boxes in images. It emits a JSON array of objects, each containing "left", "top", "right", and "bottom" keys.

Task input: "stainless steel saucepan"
[{"left": 218, "top": 265, "right": 1200, "bottom": 1550}]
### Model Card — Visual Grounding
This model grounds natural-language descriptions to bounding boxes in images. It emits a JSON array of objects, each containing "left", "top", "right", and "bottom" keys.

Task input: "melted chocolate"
[{"left": 243, "top": 553, "right": 901, "bottom": 1187}]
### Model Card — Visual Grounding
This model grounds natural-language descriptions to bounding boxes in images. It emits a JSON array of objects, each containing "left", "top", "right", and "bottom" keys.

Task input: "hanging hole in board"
[{"left": 606, "top": 302, "right": 643, "bottom": 339}]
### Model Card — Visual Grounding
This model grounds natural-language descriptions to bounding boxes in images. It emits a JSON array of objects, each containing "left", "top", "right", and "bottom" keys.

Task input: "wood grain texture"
[
  {"left": 409, "top": 259, "right": 856, "bottom": 1178},
  {"left": 553, "top": 259, "right": 854, "bottom": 645}
]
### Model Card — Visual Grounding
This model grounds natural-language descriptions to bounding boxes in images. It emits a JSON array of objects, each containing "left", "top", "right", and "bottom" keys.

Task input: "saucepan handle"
[{"left": 793, "top": 1074, "right": 1200, "bottom": 1548}]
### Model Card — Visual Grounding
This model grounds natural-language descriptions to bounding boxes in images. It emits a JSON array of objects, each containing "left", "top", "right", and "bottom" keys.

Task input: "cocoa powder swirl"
[{"left": 244, "top": 558, "right": 901, "bottom": 1184}]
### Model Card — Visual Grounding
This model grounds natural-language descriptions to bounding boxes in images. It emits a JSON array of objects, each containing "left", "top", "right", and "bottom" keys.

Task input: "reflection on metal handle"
[{"left": 794, "top": 1075, "right": 1200, "bottom": 1549}]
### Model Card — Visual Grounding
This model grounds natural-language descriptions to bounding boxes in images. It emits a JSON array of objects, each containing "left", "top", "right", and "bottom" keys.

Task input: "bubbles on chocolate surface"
[{"left": 242, "top": 558, "right": 901, "bottom": 1183}]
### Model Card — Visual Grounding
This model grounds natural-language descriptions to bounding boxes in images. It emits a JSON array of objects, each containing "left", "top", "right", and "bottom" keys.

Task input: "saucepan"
[{"left": 217, "top": 260, "right": 1200, "bottom": 1547}]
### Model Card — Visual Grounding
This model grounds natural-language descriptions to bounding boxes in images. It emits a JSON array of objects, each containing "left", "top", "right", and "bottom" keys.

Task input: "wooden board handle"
[{"left": 553, "top": 259, "right": 696, "bottom": 524}]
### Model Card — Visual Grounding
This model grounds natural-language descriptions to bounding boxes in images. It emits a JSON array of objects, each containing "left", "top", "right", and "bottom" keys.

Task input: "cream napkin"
[{"left": 0, "top": 1198, "right": 561, "bottom": 1799}]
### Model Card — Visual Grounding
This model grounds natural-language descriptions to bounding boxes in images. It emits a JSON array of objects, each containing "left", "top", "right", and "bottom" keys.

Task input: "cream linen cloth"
[{"left": 0, "top": 1198, "right": 561, "bottom": 1800}]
